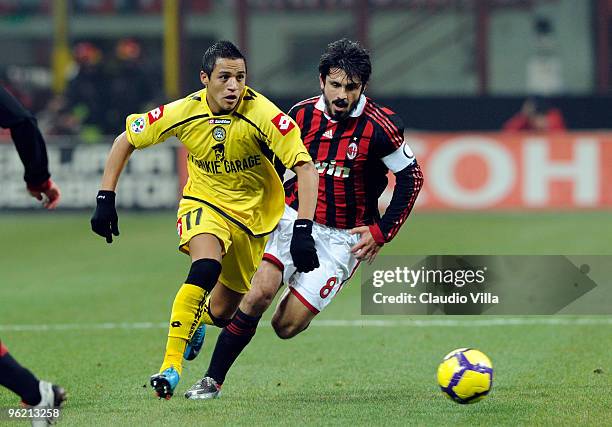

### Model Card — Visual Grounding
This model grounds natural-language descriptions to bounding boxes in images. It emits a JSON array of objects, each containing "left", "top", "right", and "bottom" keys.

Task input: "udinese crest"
[{"left": 213, "top": 126, "right": 226, "bottom": 142}]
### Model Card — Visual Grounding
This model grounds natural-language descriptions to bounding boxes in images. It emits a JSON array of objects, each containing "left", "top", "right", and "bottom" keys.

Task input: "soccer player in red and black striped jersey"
[{"left": 185, "top": 39, "right": 423, "bottom": 399}]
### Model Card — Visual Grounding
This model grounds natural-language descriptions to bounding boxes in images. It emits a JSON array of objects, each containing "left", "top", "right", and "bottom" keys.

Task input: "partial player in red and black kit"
[
  {"left": 0, "top": 87, "right": 60, "bottom": 208},
  {"left": 0, "top": 86, "right": 65, "bottom": 423},
  {"left": 183, "top": 39, "right": 424, "bottom": 400}
]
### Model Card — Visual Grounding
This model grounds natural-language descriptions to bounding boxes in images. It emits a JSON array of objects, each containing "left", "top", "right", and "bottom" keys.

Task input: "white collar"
[{"left": 314, "top": 94, "right": 367, "bottom": 122}]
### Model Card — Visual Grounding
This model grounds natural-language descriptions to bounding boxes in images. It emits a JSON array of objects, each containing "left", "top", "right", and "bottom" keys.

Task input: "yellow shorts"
[{"left": 177, "top": 198, "right": 268, "bottom": 294}]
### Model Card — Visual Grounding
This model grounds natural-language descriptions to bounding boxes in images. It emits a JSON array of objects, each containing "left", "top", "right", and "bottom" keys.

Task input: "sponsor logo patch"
[
  {"left": 147, "top": 105, "right": 164, "bottom": 124},
  {"left": 176, "top": 217, "right": 183, "bottom": 237},
  {"left": 271, "top": 113, "right": 295, "bottom": 136},
  {"left": 209, "top": 118, "right": 231, "bottom": 125},
  {"left": 130, "top": 116, "right": 146, "bottom": 134}
]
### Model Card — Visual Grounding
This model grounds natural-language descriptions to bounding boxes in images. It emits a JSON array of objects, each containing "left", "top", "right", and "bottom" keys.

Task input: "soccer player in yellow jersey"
[{"left": 90, "top": 41, "right": 319, "bottom": 399}]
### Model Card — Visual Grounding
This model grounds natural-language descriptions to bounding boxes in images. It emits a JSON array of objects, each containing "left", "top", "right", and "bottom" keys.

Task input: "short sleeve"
[
  {"left": 125, "top": 100, "right": 181, "bottom": 149},
  {"left": 261, "top": 109, "right": 311, "bottom": 169}
]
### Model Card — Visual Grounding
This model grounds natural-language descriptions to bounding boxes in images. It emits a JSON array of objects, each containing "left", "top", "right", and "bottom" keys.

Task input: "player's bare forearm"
[
  {"left": 292, "top": 161, "right": 318, "bottom": 220},
  {"left": 100, "top": 132, "right": 135, "bottom": 191}
]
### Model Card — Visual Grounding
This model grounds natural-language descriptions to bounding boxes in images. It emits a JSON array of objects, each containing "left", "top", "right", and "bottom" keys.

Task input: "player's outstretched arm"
[
  {"left": 91, "top": 132, "right": 135, "bottom": 244},
  {"left": 1, "top": 86, "right": 61, "bottom": 209},
  {"left": 289, "top": 161, "right": 320, "bottom": 273}
]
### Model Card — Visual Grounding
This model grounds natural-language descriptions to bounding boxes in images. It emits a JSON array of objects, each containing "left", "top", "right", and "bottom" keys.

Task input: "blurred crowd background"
[
  {"left": 1, "top": 0, "right": 611, "bottom": 139},
  {"left": 1, "top": 0, "right": 611, "bottom": 210}
]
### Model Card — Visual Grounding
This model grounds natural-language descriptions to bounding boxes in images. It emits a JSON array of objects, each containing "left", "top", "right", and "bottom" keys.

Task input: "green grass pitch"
[{"left": 0, "top": 211, "right": 611, "bottom": 426}]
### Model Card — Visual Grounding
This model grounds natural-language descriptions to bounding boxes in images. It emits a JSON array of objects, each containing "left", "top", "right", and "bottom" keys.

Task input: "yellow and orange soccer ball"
[{"left": 437, "top": 348, "right": 493, "bottom": 404}]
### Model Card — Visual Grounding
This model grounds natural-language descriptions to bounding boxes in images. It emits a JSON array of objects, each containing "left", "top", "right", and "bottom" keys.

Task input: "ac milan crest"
[{"left": 346, "top": 142, "right": 358, "bottom": 160}]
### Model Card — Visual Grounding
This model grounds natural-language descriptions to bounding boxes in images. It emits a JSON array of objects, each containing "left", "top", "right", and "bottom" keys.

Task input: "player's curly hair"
[
  {"left": 202, "top": 41, "right": 246, "bottom": 76},
  {"left": 319, "top": 38, "right": 371, "bottom": 87}
]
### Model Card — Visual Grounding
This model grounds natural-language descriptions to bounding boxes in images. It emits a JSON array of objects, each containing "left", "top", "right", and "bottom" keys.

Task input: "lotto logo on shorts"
[
  {"left": 147, "top": 105, "right": 164, "bottom": 124},
  {"left": 176, "top": 218, "right": 183, "bottom": 237},
  {"left": 271, "top": 113, "right": 295, "bottom": 136}
]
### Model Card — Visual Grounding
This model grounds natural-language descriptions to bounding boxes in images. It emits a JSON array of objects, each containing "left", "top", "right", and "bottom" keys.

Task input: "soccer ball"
[{"left": 437, "top": 348, "right": 493, "bottom": 404}]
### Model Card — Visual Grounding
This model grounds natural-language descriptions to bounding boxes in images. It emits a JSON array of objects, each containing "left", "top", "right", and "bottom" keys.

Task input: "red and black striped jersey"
[{"left": 283, "top": 94, "right": 423, "bottom": 242}]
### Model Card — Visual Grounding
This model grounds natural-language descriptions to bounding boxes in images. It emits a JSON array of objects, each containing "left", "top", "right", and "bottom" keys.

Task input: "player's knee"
[
  {"left": 271, "top": 318, "right": 303, "bottom": 340},
  {"left": 272, "top": 323, "right": 298, "bottom": 340},
  {"left": 245, "top": 264, "right": 282, "bottom": 314},
  {"left": 243, "top": 285, "right": 276, "bottom": 315},
  {"left": 185, "top": 258, "right": 221, "bottom": 292},
  {"left": 209, "top": 311, "right": 232, "bottom": 328}
]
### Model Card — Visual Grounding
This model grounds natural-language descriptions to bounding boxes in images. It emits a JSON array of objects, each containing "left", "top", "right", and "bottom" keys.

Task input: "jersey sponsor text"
[{"left": 189, "top": 153, "right": 262, "bottom": 174}]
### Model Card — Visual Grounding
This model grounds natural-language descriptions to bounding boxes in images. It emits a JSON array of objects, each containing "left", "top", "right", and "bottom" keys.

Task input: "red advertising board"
[{"left": 382, "top": 133, "right": 612, "bottom": 210}]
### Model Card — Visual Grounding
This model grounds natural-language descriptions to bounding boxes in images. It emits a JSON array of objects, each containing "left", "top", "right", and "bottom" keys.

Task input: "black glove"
[
  {"left": 91, "top": 190, "right": 119, "bottom": 243},
  {"left": 290, "top": 219, "right": 319, "bottom": 273}
]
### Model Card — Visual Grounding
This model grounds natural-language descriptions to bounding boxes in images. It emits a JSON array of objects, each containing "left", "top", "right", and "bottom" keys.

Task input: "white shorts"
[{"left": 263, "top": 205, "right": 361, "bottom": 314}]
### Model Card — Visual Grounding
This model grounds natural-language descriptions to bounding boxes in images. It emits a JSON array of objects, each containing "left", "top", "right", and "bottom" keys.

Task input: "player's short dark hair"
[
  {"left": 319, "top": 38, "right": 371, "bottom": 87},
  {"left": 201, "top": 41, "right": 246, "bottom": 76}
]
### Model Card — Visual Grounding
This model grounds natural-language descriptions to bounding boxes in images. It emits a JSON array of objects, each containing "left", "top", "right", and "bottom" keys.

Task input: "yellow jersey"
[{"left": 125, "top": 86, "right": 311, "bottom": 236}]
